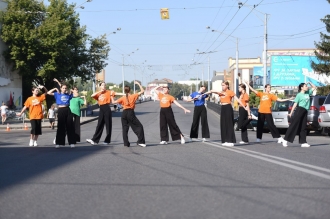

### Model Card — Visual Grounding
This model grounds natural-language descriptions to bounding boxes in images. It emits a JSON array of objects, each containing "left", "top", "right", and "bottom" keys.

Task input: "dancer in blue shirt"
[{"left": 185, "top": 85, "right": 210, "bottom": 142}]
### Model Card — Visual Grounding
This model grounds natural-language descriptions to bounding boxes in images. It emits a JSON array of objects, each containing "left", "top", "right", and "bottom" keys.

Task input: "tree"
[
  {"left": 0, "top": 0, "right": 110, "bottom": 107},
  {"left": 311, "top": 0, "right": 330, "bottom": 75},
  {"left": 249, "top": 92, "right": 260, "bottom": 108},
  {"left": 317, "top": 85, "right": 330, "bottom": 95}
]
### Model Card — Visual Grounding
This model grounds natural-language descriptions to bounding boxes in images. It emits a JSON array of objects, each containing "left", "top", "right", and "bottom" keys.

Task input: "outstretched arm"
[
  {"left": 173, "top": 100, "right": 191, "bottom": 114},
  {"left": 17, "top": 106, "right": 27, "bottom": 117},
  {"left": 244, "top": 80, "right": 258, "bottom": 94},
  {"left": 135, "top": 81, "right": 145, "bottom": 95},
  {"left": 276, "top": 97, "right": 294, "bottom": 102},
  {"left": 205, "top": 90, "right": 224, "bottom": 96},
  {"left": 184, "top": 95, "right": 193, "bottom": 102}
]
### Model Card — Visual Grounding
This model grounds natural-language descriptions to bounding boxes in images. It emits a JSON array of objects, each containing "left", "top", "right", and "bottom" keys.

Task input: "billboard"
[
  {"left": 253, "top": 66, "right": 270, "bottom": 89},
  {"left": 270, "top": 55, "right": 330, "bottom": 86}
]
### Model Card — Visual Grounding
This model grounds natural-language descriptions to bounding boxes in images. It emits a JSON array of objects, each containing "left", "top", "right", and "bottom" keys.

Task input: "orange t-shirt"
[
  {"left": 220, "top": 90, "right": 235, "bottom": 104},
  {"left": 93, "top": 90, "right": 113, "bottom": 105},
  {"left": 24, "top": 94, "right": 46, "bottom": 120},
  {"left": 116, "top": 93, "right": 139, "bottom": 110},
  {"left": 257, "top": 92, "right": 277, "bottom": 114},
  {"left": 239, "top": 93, "right": 249, "bottom": 107},
  {"left": 158, "top": 93, "right": 175, "bottom": 108}
]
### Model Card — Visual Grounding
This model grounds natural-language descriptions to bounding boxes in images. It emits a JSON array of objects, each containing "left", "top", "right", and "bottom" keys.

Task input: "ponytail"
[{"left": 124, "top": 86, "right": 131, "bottom": 105}]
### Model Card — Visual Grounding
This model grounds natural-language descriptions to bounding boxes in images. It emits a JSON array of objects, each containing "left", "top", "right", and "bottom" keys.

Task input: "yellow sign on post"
[{"left": 160, "top": 8, "right": 169, "bottom": 20}]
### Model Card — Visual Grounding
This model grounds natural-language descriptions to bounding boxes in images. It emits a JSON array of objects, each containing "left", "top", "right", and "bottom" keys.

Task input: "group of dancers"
[{"left": 16, "top": 78, "right": 317, "bottom": 148}]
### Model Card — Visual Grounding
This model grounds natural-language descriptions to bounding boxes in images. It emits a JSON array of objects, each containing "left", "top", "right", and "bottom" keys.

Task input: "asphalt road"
[{"left": 1, "top": 101, "right": 330, "bottom": 219}]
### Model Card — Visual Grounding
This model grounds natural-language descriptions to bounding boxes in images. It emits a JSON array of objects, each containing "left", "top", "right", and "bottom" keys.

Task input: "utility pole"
[
  {"left": 263, "top": 14, "right": 268, "bottom": 89},
  {"left": 122, "top": 56, "right": 125, "bottom": 94},
  {"left": 235, "top": 38, "right": 239, "bottom": 95},
  {"left": 208, "top": 57, "right": 210, "bottom": 90}
]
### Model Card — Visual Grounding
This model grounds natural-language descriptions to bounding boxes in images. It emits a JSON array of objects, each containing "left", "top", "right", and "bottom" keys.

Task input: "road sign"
[{"left": 160, "top": 8, "right": 169, "bottom": 20}]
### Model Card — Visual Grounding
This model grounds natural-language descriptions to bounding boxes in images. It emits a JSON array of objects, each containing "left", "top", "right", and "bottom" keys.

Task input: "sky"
[{"left": 68, "top": 0, "right": 330, "bottom": 86}]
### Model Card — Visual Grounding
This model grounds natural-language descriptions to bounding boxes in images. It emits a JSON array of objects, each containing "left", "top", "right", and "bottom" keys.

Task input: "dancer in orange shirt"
[
  {"left": 17, "top": 85, "right": 48, "bottom": 147},
  {"left": 112, "top": 81, "right": 146, "bottom": 147},
  {"left": 153, "top": 85, "right": 190, "bottom": 145}
]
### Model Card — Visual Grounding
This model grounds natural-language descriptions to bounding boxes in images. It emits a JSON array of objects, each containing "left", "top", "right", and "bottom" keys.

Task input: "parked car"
[
  {"left": 288, "top": 95, "right": 326, "bottom": 134},
  {"left": 234, "top": 108, "right": 267, "bottom": 132},
  {"left": 318, "top": 93, "right": 330, "bottom": 136},
  {"left": 272, "top": 100, "right": 293, "bottom": 131}
]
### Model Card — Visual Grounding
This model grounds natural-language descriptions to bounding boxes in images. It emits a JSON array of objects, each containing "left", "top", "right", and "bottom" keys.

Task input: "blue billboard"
[
  {"left": 270, "top": 55, "right": 329, "bottom": 86},
  {"left": 253, "top": 66, "right": 270, "bottom": 88}
]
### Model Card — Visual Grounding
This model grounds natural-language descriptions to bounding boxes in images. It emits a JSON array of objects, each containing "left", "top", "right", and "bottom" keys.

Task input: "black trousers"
[
  {"left": 190, "top": 105, "right": 210, "bottom": 138},
  {"left": 121, "top": 109, "right": 145, "bottom": 146},
  {"left": 257, "top": 113, "right": 280, "bottom": 139},
  {"left": 238, "top": 107, "right": 249, "bottom": 142},
  {"left": 284, "top": 107, "right": 307, "bottom": 144},
  {"left": 56, "top": 107, "right": 75, "bottom": 145},
  {"left": 92, "top": 104, "right": 112, "bottom": 143},
  {"left": 73, "top": 114, "right": 81, "bottom": 142},
  {"left": 30, "top": 119, "right": 42, "bottom": 135},
  {"left": 160, "top": 107, "right": 182, "bottom": 141},
  {"left": 220, "top": 104, "right": 236, "bottom": 143}
]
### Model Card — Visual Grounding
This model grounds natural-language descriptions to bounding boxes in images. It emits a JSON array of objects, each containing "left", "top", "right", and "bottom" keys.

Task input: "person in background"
[
  {"left": 47, "top": 104, "right": 56, "bottom": 129},
  {"left": 48, "top": 83, "right": 75, "bottom": 148},
  {"left": 70, "top": 87, "right": 86, "bottom": 143},
  {"left": 282, "top": 82, "right": 316, "bottom": 147},
  {"left": 112, "top": 81, "right": 146, "bottom": 147},
  {"left": 153, "top": 85, "right": 190, "bottom": 145},
  {"left": 86, "top": 82, "right": 115, "bottom": 145},
  {"left": 185, "top": 85, "right": 210, "bottom": 142},
  {"left": 244, "top": 81, "right": 293, "bottom": 143},
  {"left": 1, "top": 102, "right": 8, "bottom": 125},
  {"left": 206, "top": 81, "right": 246, "bottom": 147},
  {"left": 237, "top": 84, "right": 252, "bottom": 144},
  {"left": 17, "top": 85, "right": 48, "bottom": 147}
]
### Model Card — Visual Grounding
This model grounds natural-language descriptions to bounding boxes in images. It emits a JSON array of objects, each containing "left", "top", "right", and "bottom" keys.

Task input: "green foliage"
[
  {"left": 311, "top": 1, "right": 330, "bottom": 75},
  {"left": 317, "top": 85, "right": 330, "bottom": 95},
  {"left": 85, "top": 90, "right": 97, "bottom": 105},
  {"left": 249, "top": 92, "right": 260, "bottom": 108}
]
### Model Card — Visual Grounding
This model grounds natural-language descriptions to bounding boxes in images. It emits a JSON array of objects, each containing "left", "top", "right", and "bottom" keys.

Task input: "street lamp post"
[{"left": 122, "top": 48, "right": 139, "bottom": 94}]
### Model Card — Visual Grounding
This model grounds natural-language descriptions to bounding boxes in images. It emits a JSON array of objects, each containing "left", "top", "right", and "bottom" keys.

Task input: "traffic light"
[{"left": 160, "top": 8, "right": 169, "bottom": 20}]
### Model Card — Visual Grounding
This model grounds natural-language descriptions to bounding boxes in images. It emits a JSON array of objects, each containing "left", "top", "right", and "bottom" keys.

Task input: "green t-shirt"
[
  {"left": 294, "top": 89, "right": 313, "bottom": 110},
  {"left": 69, "top": 97, "right": 85, "bottom": 116}
]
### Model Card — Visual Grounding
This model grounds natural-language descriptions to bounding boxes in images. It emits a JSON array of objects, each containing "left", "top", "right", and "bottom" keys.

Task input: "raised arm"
[
  {"left": 47, "top": 88, "right": 58, "bottom": 96},
  {"left": 53, "top": 78, "right": 61, "bottom": 87},
  {"left": 81, "top": 96, "right": 87, "bottom": 105},
  {"left": 152, "top": 85, "right": 161, "bottom": 95},
  {"left": 173, "top": 100, "right": 191, "bottom": 114},
  {"left": 38, "top": 85, "right": 48, "bottom": 94},
  {"left": 135, "top": 81, "right": 145, "bottom": 95},
  {"left": 91, "top": 90, "right": 102, "bottom": 98},
  {"left": 308, "top": 81, "right": 317, "bottom": 92},
  {"left": 244, "top": 80, "right": 258, "bottom": 95}
]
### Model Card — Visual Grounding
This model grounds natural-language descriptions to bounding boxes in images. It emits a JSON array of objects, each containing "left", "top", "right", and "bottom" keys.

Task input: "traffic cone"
[
  {"left": 6, "top": 123, "right": 10, "bottom": 131},
  {"left": 24, "top": 123, "right": 28, "bottom": 130}
]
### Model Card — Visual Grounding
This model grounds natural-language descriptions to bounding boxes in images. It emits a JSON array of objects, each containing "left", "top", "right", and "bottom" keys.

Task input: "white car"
[{"left": 318, "top": 94, "right": 330, "bottom": 135}]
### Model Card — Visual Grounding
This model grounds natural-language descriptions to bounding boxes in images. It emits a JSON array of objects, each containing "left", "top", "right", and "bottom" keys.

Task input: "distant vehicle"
[
  {"left": 288, "top": 95, "right": 326, "bottom": 135},
  {"left": 234, "top": 108, "right": 268, "bottom": 132},
  {"left": 272, "top": 100, "right": 293, "bottom": 130},
  {"left": 318, "top": 93, "right": 330, "bottom": 136}
]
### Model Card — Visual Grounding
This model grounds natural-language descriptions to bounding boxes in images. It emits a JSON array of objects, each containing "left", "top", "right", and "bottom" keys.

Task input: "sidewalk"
[{"left": 0, "top": 109, "right": 100, "bottom": 130}]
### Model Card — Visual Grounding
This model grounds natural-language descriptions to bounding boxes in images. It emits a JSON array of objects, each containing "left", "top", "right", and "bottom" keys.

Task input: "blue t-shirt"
[
  {"left": 54, "top": 92, "right": 73, "bottom": 105},
  {"left": 190, "top": 92, "right": 208, "bottom": 106}
]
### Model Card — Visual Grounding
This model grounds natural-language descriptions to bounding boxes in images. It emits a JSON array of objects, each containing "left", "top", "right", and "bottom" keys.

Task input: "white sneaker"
[
  {"left": 160, "top": 141, "right": 168, "bottom": 145},
  {"left": 202, "top": 138, "right": 206, "bottom": 142},
  {"left": 101, "top": 142, "right": 110, "bottom": 145},
  {"left": 251, "top": 114, "right": 258, "bottom": 120},
  {"left": 138, "top": 143, "right": 146, "bottom": 147},
  {"left": 33, "top": 141, "right": 38, "bottom": 147},
  {"left": 256, "top": 138, "right": 261, "bottom": 143},
  {"left": 301, "top": 143, "right": 311, "bottom": 147},
  {"left": 277, "top": 137, "right": 284, "bottom": 144},
  {"left": 239, "top": 141, "right": 247, "bottom": 144},
  {"left": 29, "top": 139, "right": 33, "bottom": 147},
  {"left": 86, "top": 139, "right": 95, "bottom": 145},
  {"left": 222, "top": 142, "right": 228, "bottom": 146},
  {"left": 53, "top": 138, "right": 56, "bottom": 145},
  {"left": 181, "top": 137, "right": 185, "bottom": 144},
  {"left": 227, "top": 143, "right": 234, "bottom": 147},
  {"left": 70, "top": 144, "right": 75, "bottom": 148},
  {"left": 55, "top": 145, "right": 59, "bottom": 149},
  {"left": 188, "top": 138, "right": 192, "bottom": 142},
  {"left": 282, "top": 140, "right": 288, "bottom": 147}
]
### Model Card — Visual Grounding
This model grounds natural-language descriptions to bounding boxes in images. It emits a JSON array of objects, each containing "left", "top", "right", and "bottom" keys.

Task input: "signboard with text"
[{"left": 253, "top": 66, "right": 270, "bottom": 89}]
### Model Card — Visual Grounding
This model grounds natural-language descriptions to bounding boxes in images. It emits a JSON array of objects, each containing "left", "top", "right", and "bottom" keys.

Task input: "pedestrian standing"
[
  {"left": 86, "top": 82, "right": 115, "bottom": 145},
  {"left": 70, "top": 87, "right": 86, "bottom": 143},
  {"left": 48, "top": 84, "right": 75, "bottom": 148},
  {"left": 17, "top": 85, "right": 48, "bottom": 147},
  {"left": 244, "top": 81, "right": 293, "bottom": 143},
  {"left": 112, "top": 81, "right": 146, "bottom": 147},
  {"left": 47, "top": 104, "right": 56, "bottom": 129},
  {"left": 153, "top": 85, "right": 190, "bottom": 145},
  {"left": 238, "top": 84, "right": 252, "bottom": 144},
  {"left": 185, "top": 85, "right": 210, "bottom": 142},
  {"left": 282, "top": 82, "right": 316, "bottom": 147},
  {"left": 207, "top": 81, "right": 245, "bottom": 146},
  {"left": 1, "top": 102, "right": 8, "bottom": 125}
]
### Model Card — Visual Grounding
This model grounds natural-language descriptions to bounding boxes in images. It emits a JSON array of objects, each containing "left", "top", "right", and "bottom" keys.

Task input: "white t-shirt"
[
  {"left": 1, "top": 106, "right": 7, "bottom": 115},
  {"left": 48, "top": 109, "right": 55, "bottom": 118}
]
